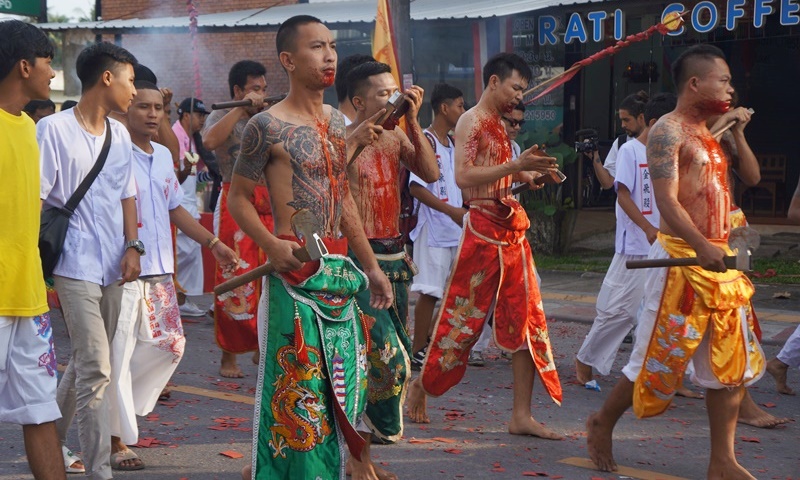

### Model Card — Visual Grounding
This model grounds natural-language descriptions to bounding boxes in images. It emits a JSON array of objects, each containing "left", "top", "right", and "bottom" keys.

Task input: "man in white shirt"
[
  {"left": 39, "top": 42, "right": 141, "bottom": 480},
  {"left": 575, "top": 93, "right": 676, "bottom": 387},
  {"left": 409, "top": 83, "right": 467, "bottom": 370},
  {"left": 171, "top": 97, "right": 210, "bottom": 316},
  {"left": 107, "top": 81, "right": 237, "bottom": 470},
  {"left": 588, "top": 91, "right": 649, "bottom": 190}
]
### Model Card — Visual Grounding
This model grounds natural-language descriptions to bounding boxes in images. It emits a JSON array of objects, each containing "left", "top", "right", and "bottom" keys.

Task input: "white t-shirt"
[
  {"left": 603, "top": 135, "right": 633, "bottom": 178},
  {"left": 408, "top": 129, "right": 463, "bottom": 247},
  {"left": 39, "top": 110, "right": 137, "bottom": 286},
  {"left": 132, "top": 142, "right": 184, "bottom": 276},
  {"left": 613, "top": 138, "right": 660, "bottom": 256}
]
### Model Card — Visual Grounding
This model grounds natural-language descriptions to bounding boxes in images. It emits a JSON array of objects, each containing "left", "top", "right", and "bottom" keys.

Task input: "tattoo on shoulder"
[
  {"left": 234, "top": 113, "right": 277, "bottom": 181},
  {"left": 647, "top": 122, "right": 679, "bottom": 180}
]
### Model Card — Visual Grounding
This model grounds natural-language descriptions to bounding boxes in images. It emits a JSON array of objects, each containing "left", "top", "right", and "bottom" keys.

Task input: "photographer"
[{"left": 587, "top": 91, "right": 649, "bottom": 189}]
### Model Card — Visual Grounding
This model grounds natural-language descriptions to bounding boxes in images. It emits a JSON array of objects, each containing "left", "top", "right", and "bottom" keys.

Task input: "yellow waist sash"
[{"left": 633, "top": 233, "right": 763, "bottom": 418}]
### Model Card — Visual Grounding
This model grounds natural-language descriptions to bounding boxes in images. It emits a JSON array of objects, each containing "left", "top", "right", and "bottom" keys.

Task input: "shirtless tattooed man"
[
  {"left": 587, "top": 44, "right": 765, "bottom": 480},
  {"left": 227, "top": 15, "right": 393, "bottom": 480}
]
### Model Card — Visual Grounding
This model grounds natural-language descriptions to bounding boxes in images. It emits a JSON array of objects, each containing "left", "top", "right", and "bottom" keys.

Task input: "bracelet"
[{"left": 207, "top": 237, "right": 220, "bottom": 249}]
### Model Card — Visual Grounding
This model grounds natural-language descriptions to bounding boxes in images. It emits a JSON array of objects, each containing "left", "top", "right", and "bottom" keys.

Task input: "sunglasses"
[{"left": 502, "top": 117, "right": 525, "bottom": 127}]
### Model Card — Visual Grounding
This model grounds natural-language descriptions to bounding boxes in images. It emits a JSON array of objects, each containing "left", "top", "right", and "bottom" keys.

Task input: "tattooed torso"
[
  {"left": 203, "top": 109, "right": 257, "bottom": 183},
  {"left": 461, "top": 110, "right": 513, "bottom": 202},
  {"left": 234, "top": 108, "right": 348, "bottom": 236},
  {"left": 647, "top": 113, "right": 730, "bottom": 239}
]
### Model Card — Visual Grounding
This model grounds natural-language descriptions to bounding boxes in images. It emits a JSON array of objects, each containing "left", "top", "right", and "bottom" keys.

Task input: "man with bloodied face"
[
  {"left": 343, "top": 61, "right": 439, "bottom": 480},
  {"left": 227, "top": 15, "right": 393, "bottom": 480},
  {"left": 587, "top": 44, "right": 765, "bottom": 480}
]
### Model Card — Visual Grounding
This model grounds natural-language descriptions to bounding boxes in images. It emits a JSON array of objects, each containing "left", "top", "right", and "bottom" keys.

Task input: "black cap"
[{"left": 177, "top": 97, "right": 210, "bottom": 116}]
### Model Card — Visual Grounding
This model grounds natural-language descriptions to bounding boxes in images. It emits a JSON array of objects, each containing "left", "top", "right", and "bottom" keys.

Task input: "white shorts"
[
  {"left": 0, "top": 314, "right": 61, "bottom": 425},
  {"left": 622, "top": 242, "right": 765, "bottom": 389},
  {"left": 410, "top": 223, "right": 458, "bottom": 299}
]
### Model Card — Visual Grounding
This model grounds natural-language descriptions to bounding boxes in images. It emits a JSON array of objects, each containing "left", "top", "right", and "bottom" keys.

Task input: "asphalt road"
[{"left": 0, "top": 292, "right": 797, "bottom": 480}]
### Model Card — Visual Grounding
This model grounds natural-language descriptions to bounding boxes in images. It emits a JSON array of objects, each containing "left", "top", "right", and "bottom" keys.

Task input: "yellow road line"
[
  {"left": 541, "top": 291, "right": 597, "bottom": 304},
  {"left": 169, "top": 385, "right": 255, "bottom": 405},
  {"left": 558, "top": 457, "right": 689, "bottom": 480}
]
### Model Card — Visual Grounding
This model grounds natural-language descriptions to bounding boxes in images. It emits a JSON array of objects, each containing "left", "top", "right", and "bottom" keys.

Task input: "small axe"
[
  {"left": 213, "top": 209, "right": 328, "bottom": 295},
  {"left": 347, "top": 90, "right": 410, "bottom": 166},
  {"left": 626, "top": 226, "right": 760, "bottom": 272}
]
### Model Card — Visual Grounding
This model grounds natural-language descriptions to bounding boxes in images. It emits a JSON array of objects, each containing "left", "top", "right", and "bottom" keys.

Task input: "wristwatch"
[{"left": 125, "top": 239, "right": 146, "bottom": 256}]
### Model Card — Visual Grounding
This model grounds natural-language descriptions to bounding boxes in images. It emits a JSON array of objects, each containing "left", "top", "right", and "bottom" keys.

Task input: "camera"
[{"left": 574, "top": 128, "right": 600, "bottom": 154}]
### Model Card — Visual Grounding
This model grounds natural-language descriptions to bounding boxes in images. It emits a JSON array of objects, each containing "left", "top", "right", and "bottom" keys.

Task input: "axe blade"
[{"left": 290, "top": 209, "right": 328, "bottom": 262}]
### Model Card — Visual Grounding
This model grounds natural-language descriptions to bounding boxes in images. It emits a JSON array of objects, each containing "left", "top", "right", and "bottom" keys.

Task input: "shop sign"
[
  {"left": 515, "top": 0, "right": 800, "bottom": 46},
  {"left": 0, "top": 0, "right": 41, "bottom": 17}
]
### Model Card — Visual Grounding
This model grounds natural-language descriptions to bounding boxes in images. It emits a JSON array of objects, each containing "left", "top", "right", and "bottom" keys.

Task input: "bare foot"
[
  {"left": 508, "top": 414, "right": 563, "bottom": 440},
  {"left": 575, "top": 358, "right": 594, "bottom": 385},
  {"left": 586, "top": 412, "right": 617, "bottom": 472},
  {"left": 766, "top": 358, "right": 796, "bottom": 395},
  {"left": 406, "top": 377, "right": 430, "bottom": 424},
  {"left": 241, "top": 464, "right": 251, "bottom": 480},
  {"left": 675, "top": 385, "right": 704, "bottom": 399},
  {"left": 345, "top": 456, "right": 380, "bottom": 480},
  {"left": 738, "top": 389, "right": 790, "bottom": 428},
  {"left": 707, "top": 461, "right": 757, "bottom": 479},
  {"left": 220, "top": 351, "right": 244, "bottom": 378}
]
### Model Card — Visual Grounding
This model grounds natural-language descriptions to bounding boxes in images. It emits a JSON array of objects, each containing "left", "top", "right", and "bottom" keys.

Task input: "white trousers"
[
  {"left": 576, "top": 252, "right": 648, "bottom": 375},
  {"left": 109, "top": 276, "right": 185, "bottom": 445},
  {"left": 176, "top": 230, "right": 204, "bottom": 295},
  {"left": 622, "top": 242, "right": 765, "bottom": 389},
  {"left": 777, "top": 324, "right": 800, "bottom": 369}
]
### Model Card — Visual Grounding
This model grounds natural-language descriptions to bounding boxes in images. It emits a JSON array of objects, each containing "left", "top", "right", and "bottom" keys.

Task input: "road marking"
[
  {"left": 541, "top": 291, "right": 597, "bottom": 304},
  {"left": 169, "top": 385, "right": 255, "bottom": 405},
  {"left": 558, "top": 457, "right": 689, "bottom": 480}
]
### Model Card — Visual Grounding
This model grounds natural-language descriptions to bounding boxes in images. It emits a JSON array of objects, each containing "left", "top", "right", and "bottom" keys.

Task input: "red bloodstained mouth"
[{"left": 322, "top": 70, "right": 335, "bottom": 87}]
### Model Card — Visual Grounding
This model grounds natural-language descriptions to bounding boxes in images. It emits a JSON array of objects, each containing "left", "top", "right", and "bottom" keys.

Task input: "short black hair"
[
  {"left": 276, "top": 15, "right": 323, "bottom": 54},
  {"left": 671, "top": 44, "right": 726, "bottom": 92},
  {"left": 75, "top": 42, "right": 138, "bottom": 93},
  {"left": 513, "top": 101, "right": 526, "bottom": 113},
  {"left": 133, "top": 80, "right": 159, "bottom": 92},
  {"left": 336, "top": 54, "right": 375, "bottom": 102},
  {"left": 0, "top": 20, "right": 54, "bottom": 83},
  {"left": 644, "top": 92, "right": 677, "bottom": 124},
  {"left": 133, "top": 64, "right": 157, "bottom": 85},
  {"left": 228, "top": 60, "right": 266, "bottom": 99},
  {"left": 482, "top": 52, "right": 531, "bottom": 88},
  {"left": 619, "top": 90, "right": 649, "bottom": 117},
  {"left": 346, "top": 61, "right": 392, "bottom": 104},
  {"left": 23, "top": 99, "right": 55, "bottom": 114},
  {"left": 60, "top": 100, "right": 78, "bottom": 111},
  {"left": 430, "top": 83, "right": 463, "bottom": 113}
]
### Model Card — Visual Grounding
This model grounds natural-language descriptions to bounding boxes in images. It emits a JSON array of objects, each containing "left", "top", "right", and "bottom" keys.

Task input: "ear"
[
  {"left": 18, "top": 59, "right": 32, "bottom": 79},
  {"left": 233, "top": 84, "right": 244, "bottom": 98},
  {"left": 102, "top": 70, "right": 114, "bottom": 87},
  {"left": 351, "top": 94, "right": 366, "bottom": 112},
  {"left": 279, "top": 52, "right": 295, "bottom": 72},
  {"left": 688, "top": 76, "right": 699, "bottom": 92},
  {"left": 489, "top": 74, "right": 500, "bottom": 90}
]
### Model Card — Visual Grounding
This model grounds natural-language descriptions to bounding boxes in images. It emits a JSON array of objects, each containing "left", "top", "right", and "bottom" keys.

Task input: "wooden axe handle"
[
  {"left": 213, "top": 249, "right": 309, "bottom": 295},
  {"left": 347, "top": 107, "right": 395, "bottom": 166},
  {"left": 626, "top": 256, "right": 737, "bottom": 269}
]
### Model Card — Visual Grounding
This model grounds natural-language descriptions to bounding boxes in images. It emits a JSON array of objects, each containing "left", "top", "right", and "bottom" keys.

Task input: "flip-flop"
[
  {"left": 62, "top": 446, "right": 85, "bottom": 474},
  {"left": 110, "top": 449, "right": 145, "bottom": 471}
]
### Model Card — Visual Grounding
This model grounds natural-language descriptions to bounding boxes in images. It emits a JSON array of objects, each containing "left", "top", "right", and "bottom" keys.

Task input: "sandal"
[
  {"left": 110, "top": 449, "right": 145, "bottom": 471},
  {"left": 62, "top": 446, "right": 85, "bottom": 474}
]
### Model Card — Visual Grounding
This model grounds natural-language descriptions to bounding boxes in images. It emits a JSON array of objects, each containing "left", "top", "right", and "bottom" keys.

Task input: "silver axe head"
[
  {"left": 290, "top": 209, "right": 328, "bottom": 262},
  {"left": 726, "top": 226, "right": 761, "bottom": 272}
]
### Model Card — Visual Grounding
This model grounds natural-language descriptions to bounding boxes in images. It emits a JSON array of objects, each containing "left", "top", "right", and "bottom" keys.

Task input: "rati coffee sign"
[{"left": 0, "top": 0, "right": 41, "bottom": 17}]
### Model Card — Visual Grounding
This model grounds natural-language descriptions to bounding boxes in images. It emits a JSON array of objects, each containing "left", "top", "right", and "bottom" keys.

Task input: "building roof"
[{"left": 37, "top": 0, "right": 610, "bottom": 32}]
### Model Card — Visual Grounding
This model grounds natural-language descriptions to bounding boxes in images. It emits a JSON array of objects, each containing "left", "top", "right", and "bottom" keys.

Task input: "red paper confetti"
[{"left": 219, "top": 450, "right": 244, "bottom": 459}]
